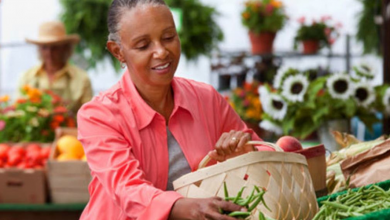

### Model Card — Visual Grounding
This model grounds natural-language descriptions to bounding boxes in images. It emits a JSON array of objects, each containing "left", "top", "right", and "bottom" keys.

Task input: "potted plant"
[
  {"left": 294, "top": 16, "right": 342, "bottom": 54},
  {"left": 258, "top": 65, "right": 386, "bottom": 151},
  {"left": 241, "top": 0, "right": 287, "bottom": 54},
  {"left": 0, "top": 86, "right": 76, "bottom": 143}
]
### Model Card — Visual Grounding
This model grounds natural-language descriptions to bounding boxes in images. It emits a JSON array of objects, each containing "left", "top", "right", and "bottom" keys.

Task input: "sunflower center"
[
  {"left": 355, "top": 88, "right": 368, "bottom": 101},
  {"left": 333, "top": 80, "right": 348, "bottom": 94},
  {"left": 272, "top": 100, "right": 284, "bottom": 110},
  {"left": 290, "top": 82, "right": 303, "bottom": 94}
]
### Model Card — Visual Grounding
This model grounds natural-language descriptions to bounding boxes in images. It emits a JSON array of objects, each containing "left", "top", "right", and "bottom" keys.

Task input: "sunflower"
[
  {"left": 262, "top": 93, "right": 287, "bottom": 120},
  {"left": 273, "top": 66, "right": 290, "bottom": 89},
  {"left": 326, "top": 73, "right": 354, "bottom": 100},
  {"left": 353, "top": 82, "right": 376, "bottom": 108},
  {"left": 354, "top": 63, "right": 375, "bottom": 80},
  {"left": 383, "top": 87, "right": 390, "bottom": 115},
  {"left": 258, "top": 85, "right": 270, "bottom": 106},
  {"left": 259, "top": 120, "right": 283, "bottom": 135},
  {"left": 281, "top": 74, "right": 309, "bottom": 102}
]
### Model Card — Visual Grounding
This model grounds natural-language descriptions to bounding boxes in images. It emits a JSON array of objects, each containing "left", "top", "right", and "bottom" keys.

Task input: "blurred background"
[{"left": 0, "top": 0, "right": 384, "bottom": 97}]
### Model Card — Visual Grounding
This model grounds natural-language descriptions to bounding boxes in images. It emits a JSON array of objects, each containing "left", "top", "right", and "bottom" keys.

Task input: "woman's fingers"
[
  {"left": 169, "top": 197, "right": 246, "bottom": 220},
  {"left": 214, "top": 131, "right": 253, "bottom": 160}
]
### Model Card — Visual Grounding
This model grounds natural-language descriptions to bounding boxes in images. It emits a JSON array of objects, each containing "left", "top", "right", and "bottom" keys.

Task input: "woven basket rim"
[{"left": 173, "top": 151, "right": 307, "bottom": 190}]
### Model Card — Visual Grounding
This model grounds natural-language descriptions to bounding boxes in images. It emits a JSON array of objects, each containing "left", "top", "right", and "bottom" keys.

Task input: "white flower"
[
  {"left": 353, "top": 82, "right": 376, "bottom": 108},
  {"left": 258, "top": 85, "right": 270, "bottom": 106},
  {"left": 383, "top": 88, "right": 390, "bottom": 115},
  {"left": 262, "top": 93, "right": 288, "bottom": 120},
  {"left": 5, "top": 110, "right": 26, "bottom": 118},
  {"left": 26, "top": 106, "right": 38, "bottom": 112},
  {"left": 326, "top": 73, "right": 354, "bottom": 100},
  {"left": 273, "top": 66, "right": 290, "bottom": 89},
  {"left": 281, "top": 74, "right": 309, "bottom": 102},
  {"left": 259, "top": 120, "right": 283, "bottom": 135},
  {"left": 29, "top": 117, "right": 39, "bottom": 127},
  {"left": 354, "top": 63, "right": 375, "bottom": 80}
]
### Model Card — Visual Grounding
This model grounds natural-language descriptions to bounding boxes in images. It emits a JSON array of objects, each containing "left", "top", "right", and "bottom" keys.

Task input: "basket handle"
[{"left": 197, "top": 141, "right": 284, "bottom": 170}]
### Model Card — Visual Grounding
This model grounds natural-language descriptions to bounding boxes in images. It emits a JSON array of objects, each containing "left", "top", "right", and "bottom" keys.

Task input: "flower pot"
[
  {"left": 317, "top": 119, "right": 350, "bottom": 152},
  {"left": 302, "top": 40, "right": 320, "bottom": 54},
  {"left": 248, "top": 31, "right": 276, "bottom": 55}
]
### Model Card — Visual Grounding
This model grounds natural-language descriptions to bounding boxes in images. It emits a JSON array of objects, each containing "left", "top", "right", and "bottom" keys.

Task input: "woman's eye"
[
  {"left": 136, "top": 44, "right": 149, "bottom": 50},
  {"left": 164, "top": 36, "right": 175, "bottom": 41}
]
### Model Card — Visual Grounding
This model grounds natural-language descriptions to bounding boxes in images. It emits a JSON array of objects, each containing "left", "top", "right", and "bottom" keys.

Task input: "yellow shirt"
[{"left": 17, "top": 63, "right": 93, "bottom": 114}]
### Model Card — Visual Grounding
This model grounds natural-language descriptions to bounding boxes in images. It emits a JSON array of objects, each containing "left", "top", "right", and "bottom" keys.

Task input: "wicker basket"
[{"left": 173, "top": 141, "right": 318, "bottom": 220}]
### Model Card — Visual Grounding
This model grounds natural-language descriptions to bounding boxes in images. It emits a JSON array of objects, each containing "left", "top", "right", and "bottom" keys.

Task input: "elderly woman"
[
  {"left": 18, "top": 21, "right": 93, "bottom": 114},
  {"left": 77, "top": 0, "right": 271, "bottom": 219}
]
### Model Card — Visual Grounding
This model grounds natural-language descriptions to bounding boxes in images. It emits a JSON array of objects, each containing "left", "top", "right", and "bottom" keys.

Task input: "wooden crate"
[
  {"left": 0, "top": 168, "right": 46, "bottom": 204},
  {"left": 47, "top": 127, "right": 91, "bottom": 204}
]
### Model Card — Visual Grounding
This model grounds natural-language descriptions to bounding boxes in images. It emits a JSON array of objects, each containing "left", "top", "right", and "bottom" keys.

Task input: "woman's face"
[{"left": 116, "top": 4, "right": 181, "bottom": 88}]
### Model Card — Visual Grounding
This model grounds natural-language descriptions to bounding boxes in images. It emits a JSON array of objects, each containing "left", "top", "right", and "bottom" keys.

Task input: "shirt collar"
[
  {"left": 34, "top": 62, "right": 74, "bottom": 78},
  {"left": 120, "top": 70, "right": 193, "bottom": 130}
]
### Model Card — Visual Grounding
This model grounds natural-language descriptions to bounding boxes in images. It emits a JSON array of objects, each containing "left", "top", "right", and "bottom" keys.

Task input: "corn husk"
[{"left": 325, "top": 134, "right": 387, "bottom": 194}]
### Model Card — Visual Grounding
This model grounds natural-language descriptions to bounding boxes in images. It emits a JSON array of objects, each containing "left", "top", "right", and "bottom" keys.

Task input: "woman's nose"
[{"left": 153, "top": 43, "right": 169, "bottom": 59}]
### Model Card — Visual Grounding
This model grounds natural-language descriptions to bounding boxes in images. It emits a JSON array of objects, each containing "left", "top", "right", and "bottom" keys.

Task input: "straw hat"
[{"left": 26, "top": 21, "right": 80, "bottom": 45}]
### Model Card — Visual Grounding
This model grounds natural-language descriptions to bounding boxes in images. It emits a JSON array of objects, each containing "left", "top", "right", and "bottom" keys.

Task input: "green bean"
[
  {"left": 233, "top": 186, "right": 246, "bottom": 203},
  {"left": 237, "top": 187, "right": 256, "bottom": 207},
  {"left": 227, "top": 211, "right": 251, "bottom": 217},
  {"left": 223, "top": 182, "right": 229, "bottom": 200},
  {"left": 248, "top": 191, "right": 265, "bottom": 211},
  {"left": 258, "top": 211, "right": 266, "bottom": 220},
  {"left": 321, "top": 201, "right": 350, "bottom": 210}
]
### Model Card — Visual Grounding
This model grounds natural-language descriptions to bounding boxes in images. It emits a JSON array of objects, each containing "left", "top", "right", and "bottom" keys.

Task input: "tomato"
[
  {"left": 8, "top": 146, "right": 26, "bottom": 157},
  {"left": 26, "top": 150, "right": 43, "bottom": 167},
  {"left": 7, "top": 153, "right": 23, "bottom": 167},
  {"left": 26, "top": 143, "right": 42, "bottom": 152},
  {"left": 40, "top": 147, "right": 51, "bottom": 159},
  {"left": 0, "top": 144, "right": 10, "bottom": 161}
]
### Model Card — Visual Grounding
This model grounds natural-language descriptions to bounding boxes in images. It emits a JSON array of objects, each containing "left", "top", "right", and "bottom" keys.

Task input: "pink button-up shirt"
[{"left": 77, "top": 71, "right": 263, "bottom": 220}]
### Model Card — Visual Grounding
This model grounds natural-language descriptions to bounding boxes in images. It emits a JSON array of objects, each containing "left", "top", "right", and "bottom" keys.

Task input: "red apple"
[{"left": 276, "top": 136, "right": 303, "bottom": 152}]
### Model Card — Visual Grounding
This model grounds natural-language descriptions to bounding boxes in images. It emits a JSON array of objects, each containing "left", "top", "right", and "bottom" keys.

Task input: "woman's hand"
[
  {"left": 169, "top": 197, "right": 246, "bottom": 220},
  {"left": 209, "top": 130, "right": 255, "bottom": 162}
]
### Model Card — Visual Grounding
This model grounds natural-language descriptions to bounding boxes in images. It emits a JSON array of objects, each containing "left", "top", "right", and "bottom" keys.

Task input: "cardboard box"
[
  {"left": 47, "top": 127, "right": 91, "bottom": 204},
  {"left": 0, "top": 168, "right": 46, "bottom": 204}
]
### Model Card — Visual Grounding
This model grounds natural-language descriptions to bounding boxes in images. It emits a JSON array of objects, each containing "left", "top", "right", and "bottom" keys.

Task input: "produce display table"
[
  {"left": 317, "top": 179, "right": 390, "bottom": 220},
  {"left": 0, "top": 203, "right": 86, "bottom": 220}
]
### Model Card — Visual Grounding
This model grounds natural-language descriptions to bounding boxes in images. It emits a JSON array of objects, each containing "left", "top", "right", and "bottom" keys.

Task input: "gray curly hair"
[{"left": 107, "top": 0, "right": 167, "bottom": 44}]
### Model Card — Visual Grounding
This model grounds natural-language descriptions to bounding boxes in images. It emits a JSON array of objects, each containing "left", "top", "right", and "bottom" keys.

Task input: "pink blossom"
[
  {"left": 335, "top": 22, "right": 343, "bottom": 28},
  {"left": 2, "top": 106, "right": 15, "bottom": 114},
  {"left": 324, "top": 28, "right": 332, "bottom": 36},
  {"left": 243, "top": 99, "right": 250, "bottom": 107},
  {"left": 0, "top": 120, "right": 5, "bottom": 131},
  {"left": 297, "top": 16, "right": 306, "bottom": 24},
  {"left": 239, "top": 90, "right": 246, "bottom": 98},
  {"left": 321, "top": 15, "right": 332, "bottom": 22},
  {"left": 328, "top": 38, "right": 336, "bottom": 45},
  {"left": 265, "top": 4, "right": 274, "bottom": 15}
]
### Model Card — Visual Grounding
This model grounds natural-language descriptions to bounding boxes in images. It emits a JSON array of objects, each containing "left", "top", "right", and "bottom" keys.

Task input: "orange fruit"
[
  {"left": 57, "top": 153, "right": 79, "bottom": 161},
  {"left": 56, "top": 135, "right": 84, "bottom": 158},
  {"left": 81, "top": 154, "right": 87, "bottom": 161}
]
